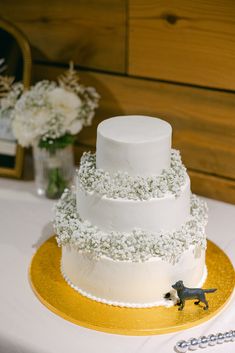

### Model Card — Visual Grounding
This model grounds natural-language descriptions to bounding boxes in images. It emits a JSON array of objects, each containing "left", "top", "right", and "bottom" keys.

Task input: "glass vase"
[{"left": 33, "top": 144, "right": 74, "bottom": 199}]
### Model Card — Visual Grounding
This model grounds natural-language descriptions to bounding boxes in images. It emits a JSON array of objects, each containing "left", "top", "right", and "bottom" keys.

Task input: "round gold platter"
[{"left": 29, "top": 237, "right": 234, "bottom": 336}]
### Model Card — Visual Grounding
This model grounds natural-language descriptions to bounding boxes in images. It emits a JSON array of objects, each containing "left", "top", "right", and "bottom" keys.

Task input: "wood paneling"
[
  {"left": 34, "top": 63, "right": 235, "bottom": 203},
  {"left": 129, "top": 0, "right": 235, "bottom": 90},
  {"left": 0, "top": 0, "right": 126, "bottom": 73},
  {"left": 189, "top": 170, "right": 235, "bottom": 204}
]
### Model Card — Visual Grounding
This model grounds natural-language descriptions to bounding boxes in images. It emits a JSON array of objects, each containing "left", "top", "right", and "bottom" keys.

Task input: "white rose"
[
  {"left": 12, "top": 116, "right": 34, "bottom": 147},
  {"left": 12, "top": 108, "right": 50, "bottom": 146},
  {"left": 47, "top": 87, "right": 82, "bottom": 123},
  {"left": 68, "top": 120, "right": 83, "bottom": 135}
]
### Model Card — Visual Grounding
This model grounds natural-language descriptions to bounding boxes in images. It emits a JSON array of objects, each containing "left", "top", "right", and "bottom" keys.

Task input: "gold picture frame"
[{"left": 0, "top": 17, "right": 32, "bottom": 178}]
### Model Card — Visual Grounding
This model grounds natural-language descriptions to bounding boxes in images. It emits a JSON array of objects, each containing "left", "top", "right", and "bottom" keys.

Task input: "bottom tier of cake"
[{"left": 61, "top": 244, "right": 207, "bottom": 308}]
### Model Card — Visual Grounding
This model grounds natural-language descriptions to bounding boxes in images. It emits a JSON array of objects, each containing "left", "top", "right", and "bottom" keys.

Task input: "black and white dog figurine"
[{"left": 172, "top": 280, "right": 217, "bottom": 310}]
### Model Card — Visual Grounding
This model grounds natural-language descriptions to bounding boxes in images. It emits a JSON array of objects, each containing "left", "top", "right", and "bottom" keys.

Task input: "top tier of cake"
[{"left": 96, "top": 115, "right": 172, "bottom": 177}]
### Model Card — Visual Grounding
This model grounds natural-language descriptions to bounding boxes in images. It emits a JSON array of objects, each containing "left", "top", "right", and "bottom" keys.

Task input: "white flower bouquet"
[
  {"left": 10, "top": 63, "right": 100, "bottom": 198},
  {"left": 12, "top": 79, "right": 99, "bottom": 152}
]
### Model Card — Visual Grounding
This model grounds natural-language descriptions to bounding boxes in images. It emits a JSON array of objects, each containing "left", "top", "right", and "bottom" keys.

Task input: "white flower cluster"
[
  {"left": 54, "top": 189, "right": 208, "bottom": 263},
  {"left": 62, "top": 81, "right": 100, "bottom": 127},
  {"left": 77, "top": 149, "right": 187, "bottom": 200},
  {"left": 12, "top": 80, "right": 99, "bottom": 147},
  {"left": 0, "top": 82, "right": 23, "bottom": 117}
]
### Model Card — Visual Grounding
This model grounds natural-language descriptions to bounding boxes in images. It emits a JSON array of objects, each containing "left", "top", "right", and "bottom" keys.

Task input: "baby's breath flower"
[{"left": 77, "top": 149, "right": 187, "bottom": 200}]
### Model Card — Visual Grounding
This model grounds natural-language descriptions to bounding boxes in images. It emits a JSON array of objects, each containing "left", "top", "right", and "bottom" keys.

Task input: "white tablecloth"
[{"left": 0, "top": 178, "right": 234, "bottom": 353}]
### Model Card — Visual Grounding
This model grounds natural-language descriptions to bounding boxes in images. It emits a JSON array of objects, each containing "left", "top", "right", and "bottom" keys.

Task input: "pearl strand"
[{"left": 175, "top": 330, "right": 235, "bottom": 352}]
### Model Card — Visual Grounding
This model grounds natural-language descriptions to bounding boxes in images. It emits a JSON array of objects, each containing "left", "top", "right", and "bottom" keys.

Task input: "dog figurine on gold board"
[{"left": 172, "top": 280, "right": 217, "bottom": 310}]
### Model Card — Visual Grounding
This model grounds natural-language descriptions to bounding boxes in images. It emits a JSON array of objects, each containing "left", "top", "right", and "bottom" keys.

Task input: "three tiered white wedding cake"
[{"left": 54, "top": 115, "right": 208, "bottom": 308}]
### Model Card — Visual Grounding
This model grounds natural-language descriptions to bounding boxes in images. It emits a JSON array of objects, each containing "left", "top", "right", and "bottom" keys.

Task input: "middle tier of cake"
[
  {"left": 77, "top": 176, "right": 190, "bottom": 233},
  {"left": 76, "top": 149, "right": 190, "bottom": 233}
]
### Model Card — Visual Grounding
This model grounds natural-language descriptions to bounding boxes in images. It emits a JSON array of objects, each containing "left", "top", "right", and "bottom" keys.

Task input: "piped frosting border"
[
  {"left": 77, "top": 149, "right": 187, "bottom": 200},
  {"left": 54, "top": 189, "right": 208, "bottom": 263},
  {"left": 60, "top": 262, "right": 208, "bottom": 308}
]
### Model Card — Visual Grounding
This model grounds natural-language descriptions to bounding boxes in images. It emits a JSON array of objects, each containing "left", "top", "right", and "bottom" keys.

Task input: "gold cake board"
[{"left": 29, "top": 237, "right": 235, "bottom": 336}]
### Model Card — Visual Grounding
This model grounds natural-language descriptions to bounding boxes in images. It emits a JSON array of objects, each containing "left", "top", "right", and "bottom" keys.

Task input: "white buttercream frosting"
[
  {"left": 61, "top": 245, "right": 207, "bottom": 307},
  {"left": 96, "top": 116, "right": 172, "bottom": 176},
  {"left": 77, "top": 175, "right": 191, "bottom": 233}
]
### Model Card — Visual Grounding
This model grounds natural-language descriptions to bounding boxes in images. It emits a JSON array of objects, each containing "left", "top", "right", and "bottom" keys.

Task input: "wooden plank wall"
[
  {"left": 0, "top": 0, "right": 126, "bottom": 72},
  {"left": 1, "top": 0, "right": 235, "bottom": 203},
  {"left": 129, "top": 0, "right": 235, "bottom": 90}
]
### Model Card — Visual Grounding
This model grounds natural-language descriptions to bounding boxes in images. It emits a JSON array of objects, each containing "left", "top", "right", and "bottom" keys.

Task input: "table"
[{"left": 0, "top": 178, "right": 234, "bottom": 353}]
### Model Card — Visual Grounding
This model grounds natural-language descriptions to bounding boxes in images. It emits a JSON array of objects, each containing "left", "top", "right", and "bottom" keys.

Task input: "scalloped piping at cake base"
[{"left": 60, "top": 262, "right": 208, "bottom": 309}]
